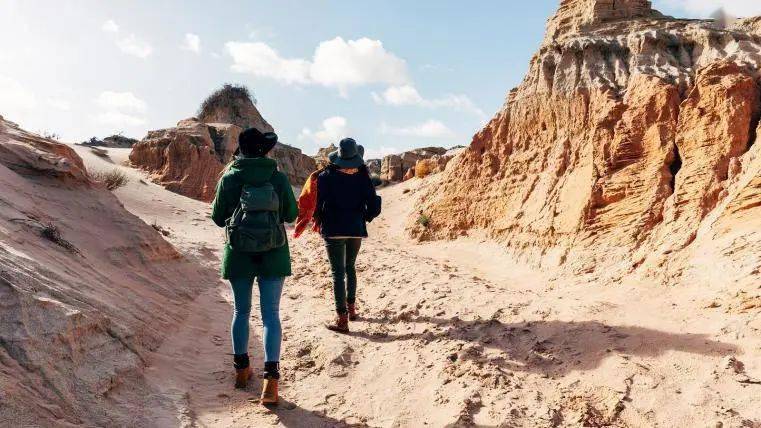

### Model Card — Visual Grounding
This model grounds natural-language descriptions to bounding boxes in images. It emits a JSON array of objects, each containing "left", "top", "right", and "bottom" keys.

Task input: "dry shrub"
[
  {"left": 91, "top": 168, "right": 129, "bottom": 190},
  {"left": 151, "top": 220, "right": 171, "bottom": 237},
  {"left": 10, "top": 218, "right": 80, "bottom": 254},
  {"left": 198, "top": 83, "right": 255, "bottom": 118},
  {"left": 415, "top": 159, "right": 436, "bottom": 179},
  {"left": 417, "top": 213, "right": 431, "bottom": 228},
  {"left": 90, "top": 147, "right": 110, "bottom": 159}
]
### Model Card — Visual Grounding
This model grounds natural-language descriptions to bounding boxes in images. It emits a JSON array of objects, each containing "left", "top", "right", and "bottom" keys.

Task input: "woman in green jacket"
[{"left": 211, "top": 128, "right": 297, "bottom": 404}]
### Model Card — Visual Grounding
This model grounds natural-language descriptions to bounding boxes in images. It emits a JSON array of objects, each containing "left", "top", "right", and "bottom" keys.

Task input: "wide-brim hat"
[
  {"left": 238, "top": 128, "right": 278, "bottom": 157},
  {"left": 328, "top": 137, "right": 365, "bottom": 168}
]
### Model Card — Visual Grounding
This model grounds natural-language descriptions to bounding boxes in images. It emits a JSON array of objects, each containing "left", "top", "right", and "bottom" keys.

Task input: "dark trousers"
[{"left": 324, "top": 238, "right": 362, "bottom": 314}]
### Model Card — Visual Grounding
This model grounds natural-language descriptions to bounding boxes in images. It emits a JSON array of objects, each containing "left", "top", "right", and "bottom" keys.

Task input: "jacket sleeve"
[
  {"left": 364, "top": 175, "right": 382, "bottom": 222},
  {"left": 279, "top": 174, "right": 298, "bottom": 223},
  {"left": 294, "top": 171, "right": 318, "bottom": 237},
  {"left": 211, "top": 176, "right": 232, "bottom": 227}
]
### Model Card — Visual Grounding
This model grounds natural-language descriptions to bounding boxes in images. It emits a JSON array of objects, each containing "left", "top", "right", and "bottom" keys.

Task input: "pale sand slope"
[
  {"left": 76, "top": 146, "right": 761, "bottom": 427},
  {"left": 0, "top": 123, "right": 219, "bottom": 427}
]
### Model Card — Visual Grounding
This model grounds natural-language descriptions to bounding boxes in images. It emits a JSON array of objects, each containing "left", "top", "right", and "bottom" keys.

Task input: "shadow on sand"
[{"left": 351, "top": 316, "right": 738, "bottom": 376}]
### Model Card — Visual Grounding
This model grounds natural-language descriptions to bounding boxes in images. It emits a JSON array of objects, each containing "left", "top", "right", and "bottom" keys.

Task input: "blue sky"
[{"left": 1, "top": 1, "right": 759, "bottom": 157}]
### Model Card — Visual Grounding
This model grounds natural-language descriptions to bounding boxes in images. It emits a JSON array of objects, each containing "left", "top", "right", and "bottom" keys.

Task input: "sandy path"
[{"left": 74, "top": 146, "right": 761, "bottom": 427}]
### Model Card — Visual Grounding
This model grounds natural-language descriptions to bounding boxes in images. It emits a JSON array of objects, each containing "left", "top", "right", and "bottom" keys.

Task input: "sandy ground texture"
[{"left": 73, "top": 146, "right": 761, "bottom": 427}]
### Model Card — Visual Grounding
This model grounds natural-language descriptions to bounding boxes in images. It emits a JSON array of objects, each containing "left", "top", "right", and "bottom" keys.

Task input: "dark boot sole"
[{"left": 326, "top": 325, "right": 350, "bottom": 334}]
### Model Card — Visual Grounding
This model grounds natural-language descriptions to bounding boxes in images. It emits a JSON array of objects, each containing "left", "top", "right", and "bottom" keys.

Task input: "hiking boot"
[
  {"left": 235, "top": 367, "right": 251, "bottom": 389},
  {"left": 260, "top": 377, "right": 279, "bottom": 405},
  {"left": 233, "top": 353, "right": 251, "bottom": 389},
  {"left": 347, "top": 303, "right": 358, "bottom": 321},
  {"left": 260, "top": 363, "right": 280, "bottom": 405},
  {"left": 326, "top": 313, "right": 349, "bottom": 333}
]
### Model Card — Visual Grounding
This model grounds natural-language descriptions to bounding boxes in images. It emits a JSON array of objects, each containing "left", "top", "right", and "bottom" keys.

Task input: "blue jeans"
[{"left": 229, "top": 276, "right": 284, "bottom": 362}]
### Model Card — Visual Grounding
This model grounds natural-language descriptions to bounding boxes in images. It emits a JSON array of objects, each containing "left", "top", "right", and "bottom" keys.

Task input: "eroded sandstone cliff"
[
  {"left": 413, "top": 0, "right": 761, "bottom": 283},
  {"left": 381, "top": 147, "right": 448, "bottom": 182},
  {"left": 0, "top": 117, "right": 216, "bottom": 426}
]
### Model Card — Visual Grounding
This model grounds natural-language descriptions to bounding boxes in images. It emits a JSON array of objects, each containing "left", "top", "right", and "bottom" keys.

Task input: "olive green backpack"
[{"left": 225, "top": 178, "right": 286, "bottom": 253}]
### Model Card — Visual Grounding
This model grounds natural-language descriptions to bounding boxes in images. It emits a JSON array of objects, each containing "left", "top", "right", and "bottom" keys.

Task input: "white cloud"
[
  {"left": 310, "top": 37, "right": 410, "bottom": 96},
  {"left": 226, "top": 37, "right": 410, "bottom": 96},
  {"left": 95, "top": 111, "right": 146, "bottom": 127},
  {"left": 381, "top": 119, "right": 456, "bottom": 139},
  {"left": 96, "top": 91, "right": 147, "bottom": 112},
  {"left": 181, "top": 33, "right": 201, "bottom": 54},
  {"left": 102, "top": 19, "right": 119, "bottom": 33},
  {"left": 227, "top": 42, "right": 311, "bottom": 85},
  {"left": 372, "top": 85, "right": 424, "bottom": 105},
  {"left": 372, "top": 85, "right": 486, "bottom": 117},
  {"left": 117, "top": 34, "right": 153, "bottom": 58},
  {"left": 660, "top": 0, "right": 761, "bottom": 17},
  {"left": 299, "top": 116, "right": 350, "bottom": 145},
  {"left": 94, "top": 91, "right": 148, "bottom": 129},
  {"left": 0, "top": 75, "right": 37, "bottom": 114},
  {"left": 46, "top": 98, "right": 71, "bottom": 111}
]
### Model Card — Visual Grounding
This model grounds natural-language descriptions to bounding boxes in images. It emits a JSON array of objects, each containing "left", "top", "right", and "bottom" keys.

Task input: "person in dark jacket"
[
  {"left": 315, "top": 137, "right": 381, "bottom": 333},
  {"left": 211, "top": 128, "right": 297, "bottom": 404}
]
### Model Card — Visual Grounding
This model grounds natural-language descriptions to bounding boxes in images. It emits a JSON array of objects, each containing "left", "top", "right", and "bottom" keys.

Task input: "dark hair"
[{"left": 238, "top": 128, "right": 277, "bottom": 157}]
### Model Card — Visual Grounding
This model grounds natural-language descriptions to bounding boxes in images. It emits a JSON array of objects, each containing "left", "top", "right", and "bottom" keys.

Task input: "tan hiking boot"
[
  {"left": 234, "top": 366, "right": 251, "bottom": 389},
  {"left": 326, "top": 313, "right": 349, "bottom": 333},
  {"left": 260, "top": 378, "right": 279, "bottom": 405},
  {"left": 347, "top": 303, "right": 358, "bottom": 321}
]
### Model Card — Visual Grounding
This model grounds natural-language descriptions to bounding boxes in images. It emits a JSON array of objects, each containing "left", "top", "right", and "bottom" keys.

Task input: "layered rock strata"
[
  {"left": 413, "top": 0, "right": 761, "bottom": 281},
  {"left": 0, "top": 116, "right": 215, "bottom": 426}
]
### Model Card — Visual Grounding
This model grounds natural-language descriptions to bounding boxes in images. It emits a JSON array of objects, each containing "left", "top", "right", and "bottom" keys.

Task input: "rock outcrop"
[
  {"left": 413, "top": 148, "right": 463, "bottom": 179},
  {"left": 314, "top": 144, "right": 337, "bottom": 169},
  {"left": 366, "top": 158, "right": 382, "bottom": 176},
  {"left": 130, "top": 118, "right": 228, "bottom": 201},
  {"left": 129, "top": 87, "right": 316, "bottom": 200},
  {"left": 0, "top": 116, "right": 215, "bottom": 426},
  {"left": 380, "top": 147, "right": 447, "bottom": 182},
  {"left": 79, "top": 134, "right": 139, "bottom": 148},
  {"left": 412, "top": 0, "right": 761, "bottom": 283},
  {"left": 270, "top": 142, "right": 318, "bottom": 187},
  {"left": 197, "top": 84, "right": 273, "bottom": 132},
  {"left": 0, "top": 117, "right": 89, "bottom": 183}
]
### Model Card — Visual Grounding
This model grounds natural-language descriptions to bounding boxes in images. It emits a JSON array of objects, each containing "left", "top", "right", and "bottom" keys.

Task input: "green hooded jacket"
[{"left": 211, "top": 157, "right": 298, "bottom": 279}]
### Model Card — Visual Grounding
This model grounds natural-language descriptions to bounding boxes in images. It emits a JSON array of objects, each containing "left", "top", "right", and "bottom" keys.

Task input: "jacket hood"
[{"left": 226, "top": 157, "right": 278, "bottom": 185}]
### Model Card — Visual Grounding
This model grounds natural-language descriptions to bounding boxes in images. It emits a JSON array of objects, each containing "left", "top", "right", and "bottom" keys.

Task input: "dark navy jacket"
[{"left": 315, "top": 165, "right": 381, "bottom": 238}]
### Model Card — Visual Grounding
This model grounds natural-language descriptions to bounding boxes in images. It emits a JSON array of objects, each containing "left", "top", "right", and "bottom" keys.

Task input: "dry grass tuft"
[
  {"left": 415, "top": 159, "right": 436, "bottom": 179},
  {"left": 90, "top": 147, "right": 110, "bottom": 159},
  {"left": 91, "top": 168, "right": 129, "bottom": 190},
  {"left": 10, "top": 218, "right": 80, "bottom": 254},
  {"left": 151, "top": 220, "right": 171, "bottom": 237}
]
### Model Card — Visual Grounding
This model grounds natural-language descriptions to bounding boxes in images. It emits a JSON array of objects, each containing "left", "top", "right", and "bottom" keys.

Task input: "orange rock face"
[
  {"left": 129, "top": 118, "right": 317, "bottom": 201},
  {"left": 413, "top": 1, "right": 761, "bottom": 281},
  {"left": 0, "top": 116, "right": 89, "bottom": 184},
  {"left": 130, "top": 118, "right": 225, "bottom": 202}
]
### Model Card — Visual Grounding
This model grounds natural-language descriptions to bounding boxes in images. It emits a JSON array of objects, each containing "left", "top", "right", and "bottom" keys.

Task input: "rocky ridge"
[
  {"left": 129, "top": 88, "right": 316, "bottom": 200},
  {"left": 412, "top": 0, "right": 761, "bottom": 284},
  {"left": 79, "top": 134, "right": 139, "bottom": 148},
  {"left": 380, "top": 147, "right": 448, "bottom": 182}
]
